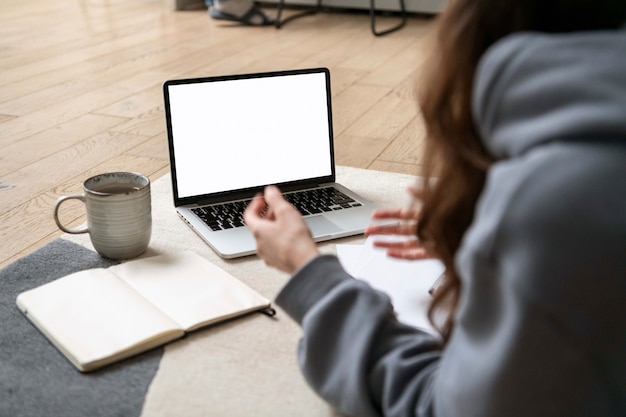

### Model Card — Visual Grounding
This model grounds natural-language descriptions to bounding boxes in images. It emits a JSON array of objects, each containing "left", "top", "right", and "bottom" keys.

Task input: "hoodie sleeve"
[{"left": 276, "top": 254, "right": 443, "bottom": 417}]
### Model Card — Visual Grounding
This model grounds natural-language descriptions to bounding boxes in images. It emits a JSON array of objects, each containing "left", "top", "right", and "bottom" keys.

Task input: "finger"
[
  {"left": 371, "top": 207, "right": 420, "bottom": 220},
  {"left": 263, "top": 185, "right": 293, "bottom": 213},
  {"left": 263, "top": 204, "right": 275, "bottom": 221},
  {"left": 263, "top": 185, "right": 285, "bottom": 204},
  {"left": 246, "top": 194, "right": 265, "bottom": 216},
  {"left": 243, "top": 193, "right": 267, "bottom": 226},
  {"left": 371, "top": 209, "right": 405, "bottom": 219},
  {"left": 365, "top": 222, "right": 417, "bottom": 236},
  {"left": 371, "top": 239, "right": 421, "bottom": 250},
  {"left": 249, "top": 186, "right": 281, "bottom": 222},
  {"left": 386, "top": 247, "right": 432, "bottom": 260},
  {"left": 264, "top": 186, "right": 306, "bottom": 221}
]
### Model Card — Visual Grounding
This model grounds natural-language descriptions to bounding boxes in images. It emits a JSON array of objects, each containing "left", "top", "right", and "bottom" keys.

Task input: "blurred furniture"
[
  {"left": 167, "top": 0, "right": 446, "bottom": 36},
  {"left": 275, "top": 0, "right": 409, "bottom": 36}
]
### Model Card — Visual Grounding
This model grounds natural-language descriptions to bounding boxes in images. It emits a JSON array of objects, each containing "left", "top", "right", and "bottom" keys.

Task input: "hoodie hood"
[{"left": 473, "top": 30, "right": 626, "bottom": 159}]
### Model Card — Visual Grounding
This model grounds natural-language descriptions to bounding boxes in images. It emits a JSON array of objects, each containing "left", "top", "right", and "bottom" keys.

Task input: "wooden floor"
[{"left": 0, "top": 0, "right": 434, "bottom": 268}]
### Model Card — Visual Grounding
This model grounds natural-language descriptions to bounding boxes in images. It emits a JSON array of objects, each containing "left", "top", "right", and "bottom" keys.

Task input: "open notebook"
[
  {"left": 16, "top": 251, "right": 273, "bottom": 372},
  {"left": 163, "top": 67, "right": 377, "bottom": 259}
]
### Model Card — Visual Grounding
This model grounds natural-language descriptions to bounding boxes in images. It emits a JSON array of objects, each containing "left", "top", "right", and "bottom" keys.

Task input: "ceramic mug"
[{"left": 53, "top": 172, "right": 152, "bottom": 260}]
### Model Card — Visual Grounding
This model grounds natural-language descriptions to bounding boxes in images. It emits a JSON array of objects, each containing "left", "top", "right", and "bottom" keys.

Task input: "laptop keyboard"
[{"left": 191, "top": 187, "right": 363, "bottom": 231}]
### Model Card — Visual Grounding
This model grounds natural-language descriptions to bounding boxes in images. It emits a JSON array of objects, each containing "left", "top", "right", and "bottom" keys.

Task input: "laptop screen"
[{"left": 164, "top": 69, "right": 334, "bottom": 200}]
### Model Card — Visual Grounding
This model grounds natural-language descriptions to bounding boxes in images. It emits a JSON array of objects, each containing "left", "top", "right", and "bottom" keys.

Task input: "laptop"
[{"left": 163, "top": 67, "right": 377, "bottom": 259}]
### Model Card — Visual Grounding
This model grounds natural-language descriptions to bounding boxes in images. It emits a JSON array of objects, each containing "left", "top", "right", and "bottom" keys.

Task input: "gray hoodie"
[{"left": 276, "top": 30, "right": 626, "bottom": 417}]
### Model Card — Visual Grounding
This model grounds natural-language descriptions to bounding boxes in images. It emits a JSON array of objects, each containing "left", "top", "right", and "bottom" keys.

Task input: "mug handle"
[{"left": 53, "top": 194, "right": 89, "bottom": 234}]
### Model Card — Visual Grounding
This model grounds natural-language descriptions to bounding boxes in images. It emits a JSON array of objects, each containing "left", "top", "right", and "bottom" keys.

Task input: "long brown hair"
[{"left": 417, "top": 0, "right": 626, "bottom": 341}]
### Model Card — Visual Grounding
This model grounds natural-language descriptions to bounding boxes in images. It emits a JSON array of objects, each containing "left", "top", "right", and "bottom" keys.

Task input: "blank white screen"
[{"left": 167, "top": 72, "right": 333, "bottom": 199}]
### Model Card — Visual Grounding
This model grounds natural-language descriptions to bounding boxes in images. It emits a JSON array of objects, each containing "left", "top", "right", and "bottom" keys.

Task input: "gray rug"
[{"left": 0, "top": 239, "right": 162, "bottom": 417}]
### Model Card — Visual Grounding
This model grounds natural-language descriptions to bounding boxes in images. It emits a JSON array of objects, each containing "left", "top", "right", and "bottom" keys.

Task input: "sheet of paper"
[{"left": 336, "top": 236, "right": 444, "bottom": 335}]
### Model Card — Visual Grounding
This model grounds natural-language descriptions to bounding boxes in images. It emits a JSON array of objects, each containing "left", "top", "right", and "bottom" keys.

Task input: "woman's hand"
[
  {"left": 244, "top": 185, "right": 319, "bottom": 274},
  {"left": 364, "top": 186, "right": 432, "bottom": 260}
]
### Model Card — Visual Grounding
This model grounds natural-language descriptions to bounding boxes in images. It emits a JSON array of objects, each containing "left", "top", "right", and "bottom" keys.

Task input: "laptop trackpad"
[{"left": 306, "top": 215, "right": 342, "bottom": 237}]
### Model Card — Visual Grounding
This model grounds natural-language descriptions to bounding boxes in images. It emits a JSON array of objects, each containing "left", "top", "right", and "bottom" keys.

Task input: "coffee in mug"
[{"left": 53, "top": 172, "right": 152, "bottom": 260}]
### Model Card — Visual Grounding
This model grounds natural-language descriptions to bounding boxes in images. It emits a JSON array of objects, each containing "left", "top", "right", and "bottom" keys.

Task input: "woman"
[{"left": 243, "top": 0, "right": 626, "bottom": 415}]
